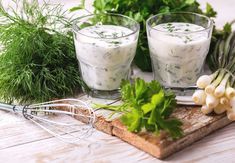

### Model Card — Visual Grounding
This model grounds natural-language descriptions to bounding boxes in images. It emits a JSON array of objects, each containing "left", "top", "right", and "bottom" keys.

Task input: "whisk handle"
[{"left": 0, "top": 103, "right": 16, "bottom": 112}]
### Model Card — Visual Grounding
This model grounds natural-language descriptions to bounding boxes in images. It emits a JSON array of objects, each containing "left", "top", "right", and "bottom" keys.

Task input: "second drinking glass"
[{"left": 146, "top": 12, "right": 213, "bottom": 92}]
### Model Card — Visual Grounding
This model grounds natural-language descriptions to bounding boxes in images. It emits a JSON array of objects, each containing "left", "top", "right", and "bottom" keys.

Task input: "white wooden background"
[{"left": 1, "top": 0, "right": 235, "bottom": 162}]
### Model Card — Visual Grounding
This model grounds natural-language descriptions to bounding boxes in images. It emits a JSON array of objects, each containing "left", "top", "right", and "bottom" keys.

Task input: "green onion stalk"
[{"left": 193, "top": 28, "right": 235, "bottom": 121}]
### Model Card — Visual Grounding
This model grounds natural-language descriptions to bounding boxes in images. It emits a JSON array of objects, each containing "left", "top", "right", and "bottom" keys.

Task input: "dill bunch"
[{"left": 0, "top": 0, "right": 85, "bottom": 103}]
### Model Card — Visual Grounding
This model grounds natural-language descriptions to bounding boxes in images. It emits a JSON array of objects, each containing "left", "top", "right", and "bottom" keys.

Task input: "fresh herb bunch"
[
  {"left": 0, "top": 0, "right": 86, "bottom": 103},
  {"left": 207, "top": 23, "right": 233, "bottom": 71},
  {"left": 95, "top": 78, "right": 183, "bottom": 139},
  {"left": 72, "top": 0, "right": 217, "bottom": 71}
]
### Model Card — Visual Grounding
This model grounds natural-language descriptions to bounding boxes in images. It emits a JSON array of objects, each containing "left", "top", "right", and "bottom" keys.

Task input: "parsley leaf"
[
  {"left": 94, "top": 78, "right": 183, "bottom": 139},
  {"left": 205, "top": 3, "right": 217, "bottom": 17},
  {"left": 223, "top": 23, "right": 232, "bottom": 34}
]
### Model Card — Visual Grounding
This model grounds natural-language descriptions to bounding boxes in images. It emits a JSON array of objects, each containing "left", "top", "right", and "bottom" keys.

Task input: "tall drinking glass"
[
  {"left": 73, "top": 14, "right": 139, "bottom": 99},
  {"left": 146, "top": 12, "right": 213, "bottom": 93}
]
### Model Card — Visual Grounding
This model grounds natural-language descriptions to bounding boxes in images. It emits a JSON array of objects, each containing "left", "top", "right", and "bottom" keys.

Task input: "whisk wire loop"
[{"left": 0, "top": 98, "right": 96, "bottom": 143}]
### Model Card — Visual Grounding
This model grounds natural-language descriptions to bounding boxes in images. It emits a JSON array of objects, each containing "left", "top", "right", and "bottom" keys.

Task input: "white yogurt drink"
[
  {"left": 73, "top": 14, "right": 139, "bottom": 98},
  {"left": 74, "top": 25, "right": 138, "bottom": 90},
  {"left": 147, "top": 13, "right": 213, "bottom": 89},
  {"left": 148, "top": 22, "right": 211, "bottom": 87}
]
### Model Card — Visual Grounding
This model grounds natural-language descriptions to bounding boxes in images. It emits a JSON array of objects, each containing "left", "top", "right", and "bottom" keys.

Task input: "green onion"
[{"left": 193, "top": 28, "right": 235, "bottom": 121}]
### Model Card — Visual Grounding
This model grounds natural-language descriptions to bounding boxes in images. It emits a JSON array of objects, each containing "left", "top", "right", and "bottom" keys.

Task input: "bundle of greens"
[
  {"left": 207, "top": 23, "right": 233, "bottom": 71},
  {"left": 0, "top": 0, "right": 86, "bottom": 103},
  {"left": 193, "top": 26, "right": 235, "bottom": 121},
  {"left": 72, "top": 0, "right": 217, "bottom": 71},
  {"left": 95, "top": 78, "right": 183, "bottom": 139}
]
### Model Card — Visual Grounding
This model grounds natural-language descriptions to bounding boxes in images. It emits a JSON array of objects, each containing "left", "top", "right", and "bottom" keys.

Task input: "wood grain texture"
[
  {"left": 109, "top": 107, "right": 232, "bottom": 159},
  {"left": 1, "top": 95, "right": 235, "bottom": 162}
]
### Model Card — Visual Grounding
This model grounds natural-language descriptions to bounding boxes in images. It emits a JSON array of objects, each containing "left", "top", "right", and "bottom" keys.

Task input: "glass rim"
[
  {"left": 146, "top": 12, "right": 214, "bottom": 34},
  {"left": 72, "top": 13, "right": 140, "bottom": 40}
]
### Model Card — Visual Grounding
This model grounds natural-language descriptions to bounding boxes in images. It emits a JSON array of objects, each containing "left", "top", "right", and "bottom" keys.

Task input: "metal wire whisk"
[{"left": 0, "top": 98, "right": 96, "bottom": 143}]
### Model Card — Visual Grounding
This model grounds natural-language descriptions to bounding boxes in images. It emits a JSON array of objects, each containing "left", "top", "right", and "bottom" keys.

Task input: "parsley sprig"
[{"left": 95, "top": 78, "right": 183, "bottom": 139}]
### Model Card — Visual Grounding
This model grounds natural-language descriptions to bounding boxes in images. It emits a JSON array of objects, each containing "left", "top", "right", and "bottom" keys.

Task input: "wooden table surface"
[
  {"left": 1, "top": 0, "right": 235, "bottom": 162},
  {"left": 1, "top": 94, "right": 235, "bottom": 163}
]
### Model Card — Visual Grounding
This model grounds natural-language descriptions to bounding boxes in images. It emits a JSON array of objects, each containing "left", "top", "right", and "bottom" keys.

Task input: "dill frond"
[{"left": 0, "top": 0, "right": 85, "bottom": 103}]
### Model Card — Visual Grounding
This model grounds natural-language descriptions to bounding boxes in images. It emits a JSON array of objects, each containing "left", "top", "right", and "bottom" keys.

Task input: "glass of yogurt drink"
[
  {"left": 73, "top": 14, "right": 139, "bottom": 99},
  {"left": 146, "top": 12, "right": 213, "bottom": 93}
]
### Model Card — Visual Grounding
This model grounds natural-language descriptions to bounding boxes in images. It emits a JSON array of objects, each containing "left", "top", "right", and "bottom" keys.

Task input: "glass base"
[
  {"left": 164, "top": 86, "right": 197, "bottom": 96},
  {"left": 87, "top": 89, "right": 121, "bottom": 100}
]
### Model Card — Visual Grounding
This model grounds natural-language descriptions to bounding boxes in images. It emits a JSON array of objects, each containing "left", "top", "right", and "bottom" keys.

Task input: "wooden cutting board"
[{"left": 72, "top": 96, "right": 232, "bottom": 159}]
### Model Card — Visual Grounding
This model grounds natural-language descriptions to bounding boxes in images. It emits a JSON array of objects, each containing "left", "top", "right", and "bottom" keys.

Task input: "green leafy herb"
[
  {"left": 72, "top": 0, "right": 217, "bottom": 71},
  {"left": 70, "top": 0, "right": 86, "bottom": 11},
  {"left": 207, "top": 27, "right": 235, "bottom": 77},
  {"left": 206, "top": 22, "right": 234, "bottom": 71},
  {"left": 223, "top": 23, "right": 232, "bottom": 34},
  {"left": 205, "top": 3, "right": 217, "bottom": 17},
  {"left": 94, "top": 78, "right": 183, "bottom": 139},
  {"left": 0, "top": 0, "right": 87, "bottom": 103}
]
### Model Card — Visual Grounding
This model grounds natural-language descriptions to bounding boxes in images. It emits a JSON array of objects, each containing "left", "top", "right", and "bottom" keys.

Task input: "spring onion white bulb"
[
  {"left": 227, "top": 97, "right": 235, "bottom": 121},
  {"left": 196, "top": 75, "right": 213, "bottom": 89},
  {"left": 214, "top": 74, "right": 230, "bottom": 97},
  {"left": 214, "top": 85, "right": 224, "bottom": 97},
  {"left": 205, "top": 84, "right": 216, "bottom": 94},
  {"left": 227, "top": 113, "right": 235, "bottom": 121},
  {"left": 205, "top": 70, "right": 225, "bottom": 94},
  {"left": 214, "top": 104, "right": 227, "bottom": 114},
  {"left": 229, "top": 96, "right": 235, "bottom": 107},
  {"left": 206, "top": 94, "right": 219, "bottom": 109},
  {"left": 225, "top": 87, "right": 235, "bottom": 99},
  {"left": 227, "top": 108, "right": 235, "bottom": 121},
  {"left": 192, "top": 90, "right": 206, "bottom": 105},
  {"left": 220, "top": 97, "right": 229, "bottom": 105},
  {"left": 195, "top": 70, "right": 235, "bottom": 120},
  {"left": 201, "top": 105, "right": 214, "bottom": 114}
]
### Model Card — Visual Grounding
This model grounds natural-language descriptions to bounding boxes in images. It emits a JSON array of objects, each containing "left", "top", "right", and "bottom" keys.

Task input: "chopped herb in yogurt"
[
  {"left": 74, "top": 25, "right": 138, "bottom": 90},
  {"left": 148, "top": 22, "right": 211, "bottom": 87}
]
